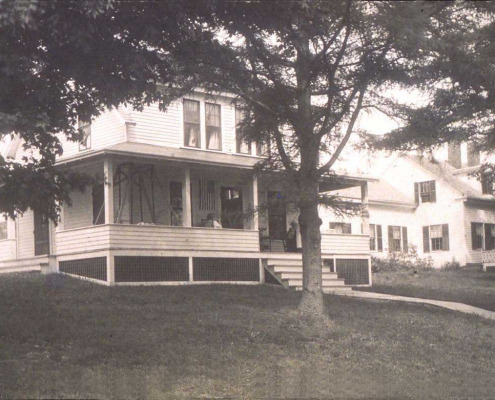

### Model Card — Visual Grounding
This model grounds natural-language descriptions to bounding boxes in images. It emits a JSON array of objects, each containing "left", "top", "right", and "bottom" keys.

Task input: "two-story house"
[{"left": 0, "top": 91, "right": 373, "bottom": 289}]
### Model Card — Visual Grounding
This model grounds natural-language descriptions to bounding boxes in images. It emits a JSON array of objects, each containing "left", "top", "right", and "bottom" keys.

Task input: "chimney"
[{"left": 447, "top": 143, "right": 462, "bottom": 169}]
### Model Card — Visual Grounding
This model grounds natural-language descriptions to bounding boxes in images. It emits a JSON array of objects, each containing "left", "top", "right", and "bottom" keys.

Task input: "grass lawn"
[
  {"left": 1, "top": 273, "right": 495, "bottom": 399},
  {"left": 358, "top": 268, "right": 495, "bottom": 312}
]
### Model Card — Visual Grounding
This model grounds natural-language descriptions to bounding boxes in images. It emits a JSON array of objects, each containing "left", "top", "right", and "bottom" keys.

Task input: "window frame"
[
  {"left": 419, "top": 180, "right": 436, "bottom": 203},
  {"left": 78, "top": 119, "right": 92, "bottom": 151},
  {"left": 183, "top": 99, "right": 201, "bottom": 148},
  {"left": 389, "top": 225, "right": 402, "bottom": 253},
  {"left": 423, "top": 224, "right": 449, "bottom": 252},
  {"left": 205, "top": 102, "right": 222, "bottom": 151},
  {"left": 329, "top": 222, "right": 352, "bottom": 234}
]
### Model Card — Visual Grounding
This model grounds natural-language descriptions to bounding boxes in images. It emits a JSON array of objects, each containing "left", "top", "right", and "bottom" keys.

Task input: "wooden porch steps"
[{"left": 265, "top": 256, "right": 351, "bottom": 292}]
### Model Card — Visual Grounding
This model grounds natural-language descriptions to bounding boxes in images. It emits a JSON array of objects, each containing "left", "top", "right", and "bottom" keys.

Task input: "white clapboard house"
[
  {"left": 328, "top": 144, "right": 495, "bottom": 269},
  {"left": 0, "top": 90, "right": 374, "bottom": 289}
]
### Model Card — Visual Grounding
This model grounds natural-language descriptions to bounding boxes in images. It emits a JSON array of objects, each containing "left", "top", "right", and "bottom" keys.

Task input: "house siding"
[
  {"left": 17, "top": 210, "right": 34, "bottom": 259},
  {"left": 126, "top": 94, "right": 237, "bottom": 154}
]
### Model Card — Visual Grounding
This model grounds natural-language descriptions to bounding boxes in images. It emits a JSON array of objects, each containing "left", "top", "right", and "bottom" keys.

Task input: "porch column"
[
  {"left": 183, "top": 167, "right": 192, "bottom": 227},
  {"left": 252, "top": 175, "right": 259, "bottom": 230},
  {"left": 360, "top": 182, "right": 370, "bottom": 235},
  {"left": 104, "top": 157, "right": 114, "bottom": 224}
]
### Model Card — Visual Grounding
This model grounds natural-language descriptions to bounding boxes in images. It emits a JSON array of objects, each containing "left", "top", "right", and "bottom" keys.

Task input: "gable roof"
[
  {"left": 331, "top": 179, "right": 416, "bottom": 208},
  {"left": 405, "top": 155, "right": 493, "bottom": 202}
]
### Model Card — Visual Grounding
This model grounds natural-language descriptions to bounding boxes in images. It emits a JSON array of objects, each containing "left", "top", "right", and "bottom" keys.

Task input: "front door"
[
  {"left": 221, "top": 187, "right": 243, "bottom": 229},
  {"left": 267, "top": 191, "right": 287, "bottom": 240},
  {"left": 34, "top": 211, "right": 50, "bottom": 256}
]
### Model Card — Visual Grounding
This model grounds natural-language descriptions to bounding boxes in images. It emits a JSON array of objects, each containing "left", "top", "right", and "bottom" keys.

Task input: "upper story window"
[
  {"left": 423, "top": 224, "right": 449, "bottom": 252},
  {"left": 78, "top": 119, "right": 91, "bottom": 151},
  {"left": 481, "top": 174, "right": 493, "bottom": 195},
  {"left": 329, "top": 222, "right": 351, "bottom": 234},
  {"left": 183, "top": 99, "right": 201, "bottom": 148},
  {"left": 388, "top": 225, "right": 408, "bottom": 253},
  {"left": 205, "top": 103, "right": 221, "bottom": 150},
  {"left": 235, "top": 108, "right": 251, "bottom": 154},
  {"left": 414, "top": 180, "right": 436, "bottom": 204}
]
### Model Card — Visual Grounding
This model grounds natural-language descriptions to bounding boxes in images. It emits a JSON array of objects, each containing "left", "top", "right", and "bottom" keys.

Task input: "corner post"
[
  {"left": 360, "top": 182, "right": 370, "bottom": 235},
  {"left": 252, "top": 175, "right": 259, "bottom": 231},
  {"left": 104, "top": 157, "right": 114, "bottom": 224},
  {"left": 183, "top": 167, "right": 192, "bottom": 227}
]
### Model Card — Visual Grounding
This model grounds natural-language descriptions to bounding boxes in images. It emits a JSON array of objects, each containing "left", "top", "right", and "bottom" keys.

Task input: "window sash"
[
  {"left": 206, "top": 103, "right": 221, "bottom": 150},
  {"left": 430, "top": 224, "right": 442, "bottom": 238}
]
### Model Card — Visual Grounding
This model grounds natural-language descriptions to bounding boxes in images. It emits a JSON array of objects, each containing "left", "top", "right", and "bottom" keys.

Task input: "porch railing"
[{"left": 56, "top": 224, "right": 260, "bottom": 255}]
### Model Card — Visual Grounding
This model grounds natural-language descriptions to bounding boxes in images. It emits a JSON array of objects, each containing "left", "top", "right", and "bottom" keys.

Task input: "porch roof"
[
  {"left": 55, "top": 142, "right": 377, "bottom": 189},
  {"left": 56, "top": 142, "right": 260, "bottom": 169}
]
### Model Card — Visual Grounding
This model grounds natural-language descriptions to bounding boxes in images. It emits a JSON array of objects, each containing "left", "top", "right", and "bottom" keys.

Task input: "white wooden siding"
[
  {"left": 63, "top": 187, "right": 93, "bottom": 229},
  {"left": 0, "top": 240, "right": 16, "bottom": 260},
  {"left": 57, "top": 110, "right": 125, "bottom": 159},
  {"left": 17, "top": 210, "right": 34, "bottom": 259},
  {"left": 321, "top": 233, "right": 369, "bottom": 254},
  {"left": 127, "top": 101, "right": 182, "bottom": 148},
  {"left": 56, "top": 224, "right": 260, "bottom": 255},
  {"left": 56, "top": 225, "right": 111, "bottom": 255},
  {"left": 126, "top": 94, "right": 237, "bottom": 153}
]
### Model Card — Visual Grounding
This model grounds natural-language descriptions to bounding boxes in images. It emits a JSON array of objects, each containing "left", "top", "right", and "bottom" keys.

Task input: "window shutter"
[
  {"left": 472, "top": 222, "right": 480, "bottom": 250},
  {"left": 414, "top": 182, "right": 419, "bottom": 204},
  {"left": 388, "top": 226, "right": 393, "bottom": 252},
  {"left": 442, "top": 224, "right": 449, "bottom": 251},
  {"left": 485, "top": 224, "right": 494, "bottom": 251},
  {"left": 423, "top": 226, "right": 430, "bottom": 253},
  {"left": 377, "top": 225, "right": 383, "bottom": 252},
  {"left": 402, "top": 227, "right": 408, "bottom": 253},
  {"left": 430, "top": 181, "right": 436, "bottom": 203}
]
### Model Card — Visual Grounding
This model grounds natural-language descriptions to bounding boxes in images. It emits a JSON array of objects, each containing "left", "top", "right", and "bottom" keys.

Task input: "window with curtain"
[
  {"left": 370, "top": 224, "right": 376, "bottom": 251},
  {"left": 184, "top": 99, "right": 200, "bottom": 148},
  {"left": 78, "top": 119, "right": 91, "bottom": 151},
  {"left": 205, "top": 103, "right": 221, "bottom": 150},
  {"left": 389, "top": 226, "right": 402, "bottom": 252},
  {"left": 430, "top": 224, "right": 443, "bottom": 250},
  {"left": 329, "top": 222, "right": 352, "bottom": 234},
  {"left": 472, "top": 222, "right": 484, "bottom": 250}
]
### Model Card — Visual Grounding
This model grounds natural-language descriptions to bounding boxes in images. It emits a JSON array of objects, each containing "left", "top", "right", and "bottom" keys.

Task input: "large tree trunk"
[{"left": 298, "top": 179, "right": 324, "bottom": 316}]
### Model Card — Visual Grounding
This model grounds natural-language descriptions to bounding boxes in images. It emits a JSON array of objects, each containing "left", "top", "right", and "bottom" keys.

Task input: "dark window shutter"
[
  {"left": 414, "top": 183, "right": 419, "bottom": 204},
  {"left": 402, "top": 227, "right": 408, "bottom": 253},
  {"left": 430, "top": 181, "right": 436, "bottom": 203},
  {"left": 388, "top": 226, "right": 394, "bottom": 252},
  {"left": 442, "top": 224, "right": 449, "bottom": 251},
  {"left": 377, "top": 225, "right": 383, "bottom": 252},
  {"left": 343, "top": 223, "right": 352, "bottom": 234},
  {"left": 423, "top": 226, "right": 430, "bottom": 253},
  {"left": 472, "top": 222, "right": 480, "bottom": 250},
  {"left": 485, "top": 224, "right": 494, "bottom": 251}
]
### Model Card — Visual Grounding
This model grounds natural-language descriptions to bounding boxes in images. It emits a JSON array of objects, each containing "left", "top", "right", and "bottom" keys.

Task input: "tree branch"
[{"left": 318, "top": 88, "right": 365, "bottom": 174}]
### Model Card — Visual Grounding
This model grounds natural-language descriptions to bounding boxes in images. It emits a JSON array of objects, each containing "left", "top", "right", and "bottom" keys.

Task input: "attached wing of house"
[{"left": 323, "top": 151, "right": 495, "bottom": 268}]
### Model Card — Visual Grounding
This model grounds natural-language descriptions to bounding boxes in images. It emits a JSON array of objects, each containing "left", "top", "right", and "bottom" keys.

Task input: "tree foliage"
[{"left": 1, "top": 0, "right": 493, "bottom": 312}]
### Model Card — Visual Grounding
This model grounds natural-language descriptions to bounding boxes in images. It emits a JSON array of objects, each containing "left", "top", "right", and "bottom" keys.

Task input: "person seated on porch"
[
  {"left": 286, "top": 221, "right": 298, "bottom": 252},
  {"left": 205, "top": 213, "right": 222, "bottom": 229}
]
